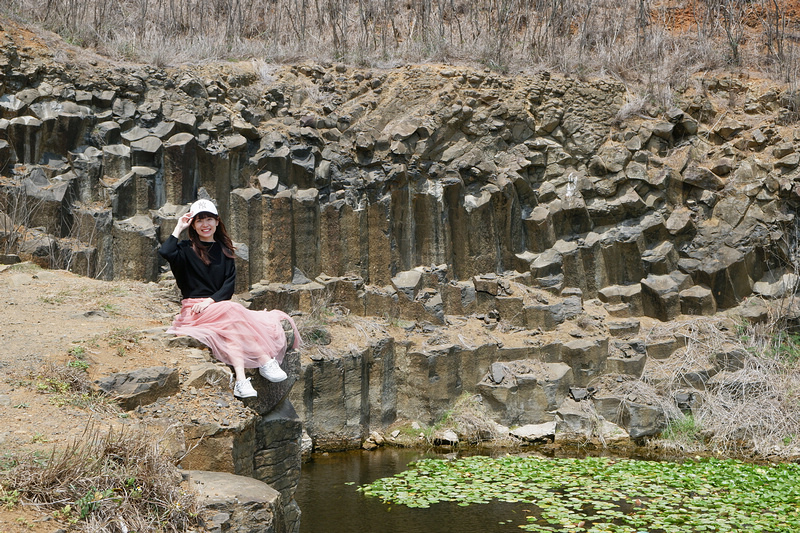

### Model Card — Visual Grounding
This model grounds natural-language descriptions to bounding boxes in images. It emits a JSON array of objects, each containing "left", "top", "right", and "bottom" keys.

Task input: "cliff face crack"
[{"left": 730, "top": 195, "right": 756, "bottom": 231}]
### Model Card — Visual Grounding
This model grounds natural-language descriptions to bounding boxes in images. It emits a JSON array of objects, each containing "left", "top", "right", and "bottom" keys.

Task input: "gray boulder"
[
  {"left": 641, "top": 272, "right": 692, "bottom": 321},
  {"left": 102, "top": 144, "right": 132, "bottom": 180},
  {"left": 753, "top": 272, "right": 799, "bottom": 299},
  {"left": 432, "top": 428, "right": 459, "bottom": 446},
  {"left": 511, "top": 421, "right": 556, "bottom": 443},
  {"left": 592, "top": 393, "right": 666, "bottom": 438},
  {"left": 254, "top": 398, "right": 303, "bottom": 528},
  {"left": 681, "top": 165, "right": 725, "bottom": 191},
  {"left": 184, "top": 470, "right": 286, "bottom": 533},
  {"left": 665, "top": 206, "right": 694, "bottom": 235},
  {"left": 554, "top": 399, "right": 631, "bottom": 444},
  {"left": 646, "top": 337, "right": 680, "bottom": 360},
  {"left": 184, "top": 362, "right": 232, "bottom": 389},
  {"left": 478, "top": 360, "right": 573, "bottom": 426},
  {"left": 606, "top": 319, "right": 640, "bottom": 338},
  {"left": 523, "top": 294, "right": 582, "bottom": 330},
  {"left": 23, "top": 169, "right": 71, "bottom": 236},
  {"left": 561, "top": 337, "right": 608, "bottom": 386},
  {"left": 554, "top": 398, "right": 595, "bottom": 436},
  {"left": 95, "top": 366, "right": 179, "bottom": 410},
  {"left": 599, "top": 284, "right": 643, "bottom": 316},
  {"left": 392, "top": 269, "right": 423, "bottom": 300},
  {"left": 680, "top": 285, "right": 717, "bottom": 315},
  {"left": 111, "top": 215, "right": 159, "bottom": 280},
  {"left": 606, "top": 340, "right": 647, "bottom": 378},
  {"left": 689, "top": 245, "right": 753, "bottom": 308}
]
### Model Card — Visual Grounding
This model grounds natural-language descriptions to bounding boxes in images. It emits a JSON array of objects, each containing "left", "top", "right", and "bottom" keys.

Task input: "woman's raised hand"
[{"left": 172, "top": 212, "right": 193, "bottom": 237}]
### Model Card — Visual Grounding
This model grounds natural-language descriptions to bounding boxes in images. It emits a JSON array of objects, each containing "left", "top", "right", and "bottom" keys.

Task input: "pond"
[
  {"left": 296, "top": 447, "right": 800, "bottom": 533},
  {"left": 295, "top": 448, "right": 532, "bottom": 533}
]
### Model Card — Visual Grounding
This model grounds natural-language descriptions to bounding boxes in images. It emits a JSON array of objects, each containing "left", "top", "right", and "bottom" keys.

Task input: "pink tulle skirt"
[{"left": 168, "top": 298, "right": 300, "bottom": 368}]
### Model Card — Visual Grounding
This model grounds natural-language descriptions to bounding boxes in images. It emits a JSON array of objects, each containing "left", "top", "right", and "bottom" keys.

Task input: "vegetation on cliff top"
[{"left": 4, "top": 0, "right": 800, "bottom": 106}]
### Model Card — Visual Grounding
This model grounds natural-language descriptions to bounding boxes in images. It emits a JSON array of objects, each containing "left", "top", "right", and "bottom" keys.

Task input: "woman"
[{"left": 158, "top": 198, "right": 299, "bottom": 398}]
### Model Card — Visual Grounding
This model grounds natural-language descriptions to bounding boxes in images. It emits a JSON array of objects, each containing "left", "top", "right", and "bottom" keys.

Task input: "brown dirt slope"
[{"left": 0, "top": 264, "right": 176, "bottom": 531}]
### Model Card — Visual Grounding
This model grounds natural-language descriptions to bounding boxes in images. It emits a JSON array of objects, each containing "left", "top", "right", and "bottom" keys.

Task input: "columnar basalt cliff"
[
  {"left": 2, "top": 47, "right": 794, "bottom": 324},
  {"left": 2, "top": 12, "right": 800, "bottom": 488}
]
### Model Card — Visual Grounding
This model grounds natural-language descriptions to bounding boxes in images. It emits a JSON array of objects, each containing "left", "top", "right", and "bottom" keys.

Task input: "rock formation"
[
  {"left": 2, "top": 55, "right": 793, "bottom": 322},
  {"left": 3, "top": 16, "right": 800, "bottom": 527}
]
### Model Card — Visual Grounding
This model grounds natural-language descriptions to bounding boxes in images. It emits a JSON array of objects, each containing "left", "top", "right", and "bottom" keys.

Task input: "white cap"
[{"left": 189, "top": 199, "right": 218, "bottom": 217}]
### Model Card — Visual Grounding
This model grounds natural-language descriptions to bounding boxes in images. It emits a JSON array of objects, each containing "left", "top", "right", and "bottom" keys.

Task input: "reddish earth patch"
[{"left": 655, "top": 0, "right": 800, "bottom": 32}]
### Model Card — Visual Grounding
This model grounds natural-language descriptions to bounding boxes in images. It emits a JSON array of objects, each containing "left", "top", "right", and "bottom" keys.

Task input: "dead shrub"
[
  {"left": 440, "top": 393, "right": 501, "bottom": 444},
  {"left": 639, "top": 316, "right": 800, "bottom": 458},
  {"left": 296, "top": 293, "right": 351, "bottom": 346},
  {"left": 32, "top": 361, "right": 120, "bottom": 413},
  {"left": 35, "top": 361, "right": 94, "bottom": 395},
  {"left": 1, "top": 424, "right": 199, "bottom": 532}
]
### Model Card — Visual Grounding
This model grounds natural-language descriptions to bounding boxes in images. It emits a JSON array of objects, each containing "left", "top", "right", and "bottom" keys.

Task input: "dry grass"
[
  {"left": 696, "top": 320, "right": 800, "bottom": 456},
  {"left": 25, "top": 361, "right": 121, "bottom": 414},
  {"left": 635, "top": 316, "right": 800, "bottom": 458},
  {"left": 296, "top": 293, "right": 352, "bottom": 346},
  {"left": 437, "top": 393, "right": 502, "bottom": 444},
  {"left": 35, "top": 361, "right": 95, "bottom": 395},
  {"left": 1, "top": 424, "right": 199, "bottom": 532},
  {"left": 4, "top": 0, "right": 800, "bottom": 100}
]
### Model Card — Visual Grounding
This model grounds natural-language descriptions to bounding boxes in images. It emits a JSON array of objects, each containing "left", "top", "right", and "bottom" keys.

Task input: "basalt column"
[
  {"left": 318, "top": 199, "right": 365, "bottom": 279},
  {"left": 263, "top": 192, "right": 294, "bottom": 284},
  {"left": 163, "top": 132, "right": 200, "bottom": 206},
  {"left": 292, "top": 188, "right": 320, "bottom": 281},
  {"left": 229, "top": 187, "right": 263, "bottom": 291}
]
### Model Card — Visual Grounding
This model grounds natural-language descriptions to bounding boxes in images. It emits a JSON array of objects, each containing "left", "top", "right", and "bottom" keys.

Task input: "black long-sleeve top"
[{"left": 158, "top": 235, "right": 236, "bottom": 302}]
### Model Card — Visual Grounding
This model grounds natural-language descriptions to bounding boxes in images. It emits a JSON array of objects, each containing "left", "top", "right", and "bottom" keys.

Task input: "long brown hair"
[{"left": 188, "top": 214, "right": 236, "bottom": 265}]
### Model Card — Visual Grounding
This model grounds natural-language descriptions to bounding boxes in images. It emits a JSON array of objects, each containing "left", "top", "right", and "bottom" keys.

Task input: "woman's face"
[{"left": 192, "top": 213, "right": 219, "bottom": 242}]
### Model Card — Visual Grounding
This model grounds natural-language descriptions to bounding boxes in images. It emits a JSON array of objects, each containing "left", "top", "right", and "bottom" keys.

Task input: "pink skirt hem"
[{"left": 167, "top": 299, "right": 300, "bottom": 369}]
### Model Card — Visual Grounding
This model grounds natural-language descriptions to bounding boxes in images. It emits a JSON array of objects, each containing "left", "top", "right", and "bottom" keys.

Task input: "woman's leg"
[
  {"left": 227, "top": 343, "right": 249, "bottom": 383},
  {"left": 231, "top": 363, "right": 257, "bottom": 397}
]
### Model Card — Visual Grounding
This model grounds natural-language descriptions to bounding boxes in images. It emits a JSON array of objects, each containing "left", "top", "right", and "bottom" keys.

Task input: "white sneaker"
[
  {"left": 233, "top": 378, "right": 257, "bottom": 398},
  {"left": 259, "top": 359, "right": 287, "bottom": 382}
]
